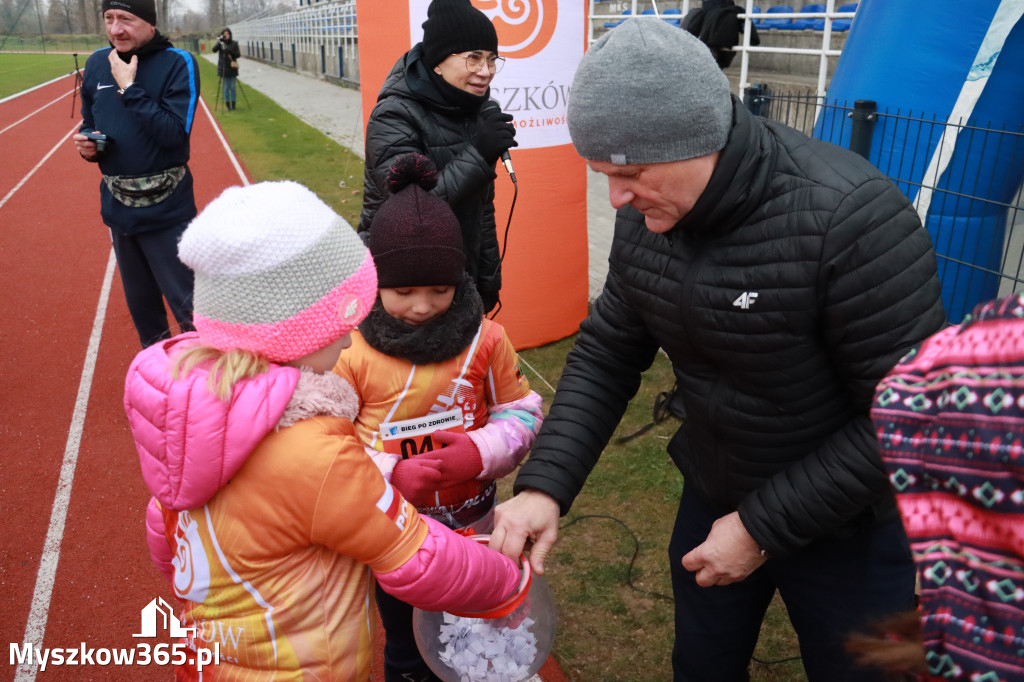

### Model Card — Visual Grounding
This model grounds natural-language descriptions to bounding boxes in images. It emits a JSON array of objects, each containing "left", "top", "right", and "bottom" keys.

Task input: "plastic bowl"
[{"left": 412, "top": 535, "right": 556, "bottom": 682}]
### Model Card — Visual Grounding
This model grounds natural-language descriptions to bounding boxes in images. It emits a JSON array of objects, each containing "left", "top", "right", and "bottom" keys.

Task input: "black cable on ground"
[
  {"left": 559, "top": 514, "right": 672, "bottom": 602},
  {"left": 558, "top": 513, "right": 803, "bottom": 667},
  {"left": 616, "top": 382, "right": 683, "bottom": 443}
]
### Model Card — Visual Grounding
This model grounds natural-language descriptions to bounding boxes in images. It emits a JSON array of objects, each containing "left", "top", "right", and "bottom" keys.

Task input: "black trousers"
[
  {"left": 668, "top": 486, "right": 916, "bottom": 682},
  {"left": 110, "top": 222, "right": 195, "bottom": 347},
  {"left": 376, "top": 586, "right": 441, "bottom": 682}
]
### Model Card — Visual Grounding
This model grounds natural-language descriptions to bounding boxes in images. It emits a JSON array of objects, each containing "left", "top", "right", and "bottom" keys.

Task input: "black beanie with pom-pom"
[
  {"left": 420, "top": 0, "right": 498, "bottom": 68},
  {"left": 368, "top": 153, "right": 466, "bottom": 288}
]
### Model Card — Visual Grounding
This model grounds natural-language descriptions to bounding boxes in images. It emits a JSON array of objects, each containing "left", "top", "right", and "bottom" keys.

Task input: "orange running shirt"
[
  {"left": 162, "top": 416, "right": 426, "bottom": 681},
  {"left": 334, "top": 319, "right": 530, "bottom": 518}
]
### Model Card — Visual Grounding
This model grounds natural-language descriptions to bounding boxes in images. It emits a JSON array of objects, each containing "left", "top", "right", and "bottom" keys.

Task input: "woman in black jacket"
[
  {"left": 360, "top": 0, "right": 517, "bottom": 314},
  {"left": 212, "top": 27, "right": 240, "bottom": 110}
]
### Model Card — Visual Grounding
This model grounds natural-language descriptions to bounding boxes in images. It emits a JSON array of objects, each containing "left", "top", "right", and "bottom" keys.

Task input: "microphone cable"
[{"left": 487, "top": 162, "right": 517, "bottom": 320}]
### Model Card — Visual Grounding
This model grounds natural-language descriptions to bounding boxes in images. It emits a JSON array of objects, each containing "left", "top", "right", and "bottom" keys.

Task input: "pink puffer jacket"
[{"left": 124, "top": 333, "right": 521, "bottom": 626}]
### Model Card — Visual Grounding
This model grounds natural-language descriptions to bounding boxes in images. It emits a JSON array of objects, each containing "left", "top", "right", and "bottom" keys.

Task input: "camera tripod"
[
  {"left": 70, "top": 52, "right": 83, "bottom": 118},
  {"left": 215, "top": 74, "right": 250, "bottom": 112}
]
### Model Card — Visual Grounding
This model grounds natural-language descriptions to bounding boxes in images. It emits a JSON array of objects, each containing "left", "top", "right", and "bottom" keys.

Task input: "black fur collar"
[{"left": 359, "top": 276, "right": 484, "bottom": 365}]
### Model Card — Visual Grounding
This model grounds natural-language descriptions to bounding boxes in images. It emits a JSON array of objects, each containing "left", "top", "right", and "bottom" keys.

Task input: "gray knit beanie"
[
  {"left": 567, "top": 18, "right": 733, "bottom": 165},
  {"left": 179, "top": 181, "right": 378, "bottom": 363}
]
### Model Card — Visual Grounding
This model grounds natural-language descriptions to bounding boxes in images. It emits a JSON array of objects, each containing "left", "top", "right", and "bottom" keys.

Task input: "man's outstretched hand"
[{"left": 489, "top": 489, "right": 560, "bottom": 575}]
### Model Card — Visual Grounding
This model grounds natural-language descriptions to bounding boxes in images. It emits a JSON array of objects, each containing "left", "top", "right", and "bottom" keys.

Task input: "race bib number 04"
[{"left": 379, "top": 409, "right": 465, "bottom": 458}]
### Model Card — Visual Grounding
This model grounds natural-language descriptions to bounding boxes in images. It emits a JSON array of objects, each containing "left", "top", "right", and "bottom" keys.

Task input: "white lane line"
[
  {"left": 10, "top": 101, "right": 244, "bottom": 679},
  {"left": 13, "top": 248, "right": 116, "bottom": 682},
  {"left": 198, "top": 95, "right": 250, "bottom": 185},
  {"left": 0, "top": 72, "right": 75, "bottom": 105},
  {"left": 0, "top": 88, "right": 77, "bottom": 136},
  {"left": 0, "top": 122, "right": 78, "bottom": 210}
]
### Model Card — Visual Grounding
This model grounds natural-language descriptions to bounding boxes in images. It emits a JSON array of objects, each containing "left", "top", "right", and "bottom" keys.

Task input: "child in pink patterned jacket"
[
  {"left": 849, "top": 292, "right": 1024, "bottom": 680},
  {"left": 123, "top": 180, "right": 522, "bottom": 682}
]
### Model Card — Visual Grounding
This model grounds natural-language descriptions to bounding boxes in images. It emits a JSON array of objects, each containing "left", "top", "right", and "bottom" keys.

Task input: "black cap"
[
  {"left": 421, "top": 0, "right": 498, "bottom": 68},
  {"left": 101, "top": 0, "right": 156, "bottom": 25}
]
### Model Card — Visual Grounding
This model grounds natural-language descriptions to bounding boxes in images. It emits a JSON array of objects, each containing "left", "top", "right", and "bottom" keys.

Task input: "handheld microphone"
[
  {"left": 481, "top": 100, "right": 516, "bottom": 183},
  {"left": 500, "top": 150, "right": 515, "bottom": 182}
]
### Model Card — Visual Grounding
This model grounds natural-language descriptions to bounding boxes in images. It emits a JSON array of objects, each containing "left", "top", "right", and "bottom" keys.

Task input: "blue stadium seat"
[
  {"left": 832, "top": 2, "right": 857, "bottom": 30},
  {"left": 603, "top": 8, "right": 631, "bottom": 28},
  {"left": 761, "top": 4, "right": 795, "bottom": 29},
  {"left": 748, "top": 6, "right": 764, "bottom": 27},
  {"left": 792, "top": 3, "right": 825, "bottom": 30},
  {"left": 662, "top": 7, "right": 682, "bottom": 27}
]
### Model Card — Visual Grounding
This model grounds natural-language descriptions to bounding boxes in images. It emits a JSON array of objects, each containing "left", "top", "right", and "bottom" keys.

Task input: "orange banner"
[{"left": 355, "top": 0, "right": 588, "bottom": 350}]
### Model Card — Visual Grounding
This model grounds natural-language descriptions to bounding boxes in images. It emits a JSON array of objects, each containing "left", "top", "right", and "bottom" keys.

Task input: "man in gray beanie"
[
  {"left": 491, "top": 17, "right": 947, "bottom": 682},
  {"left": 73, "top": 0, "right": 200, "bottom": 347}
]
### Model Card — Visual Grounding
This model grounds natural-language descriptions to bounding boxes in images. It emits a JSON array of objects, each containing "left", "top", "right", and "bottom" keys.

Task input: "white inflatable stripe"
[{"left": 914, "top": 0, "right": 1024, "bottom": 223}]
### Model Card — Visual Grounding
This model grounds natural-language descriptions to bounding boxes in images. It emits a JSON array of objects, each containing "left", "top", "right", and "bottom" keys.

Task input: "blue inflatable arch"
[{"left": 820, "top": 0, "right": 1024, "bottom": 321}]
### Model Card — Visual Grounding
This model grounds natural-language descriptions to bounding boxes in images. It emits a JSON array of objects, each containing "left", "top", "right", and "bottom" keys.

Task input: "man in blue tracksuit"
[{"left": 74, "top": 0, "right": 199, "bottom": 347}]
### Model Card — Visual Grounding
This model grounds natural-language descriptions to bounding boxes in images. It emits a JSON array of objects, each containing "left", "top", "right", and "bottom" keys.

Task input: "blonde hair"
[{"left": 173, "top": 345, "right": 270, "bottom": 401}]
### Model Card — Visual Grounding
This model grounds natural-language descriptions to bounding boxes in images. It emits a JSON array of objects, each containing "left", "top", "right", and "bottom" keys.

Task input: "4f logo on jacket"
[{"left": 733, "top": 292, "right": 759, "bottom": 309}]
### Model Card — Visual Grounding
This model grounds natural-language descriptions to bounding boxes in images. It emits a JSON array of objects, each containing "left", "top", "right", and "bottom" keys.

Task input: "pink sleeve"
[
  {"left": 468, "top": 391, "right": 544, "bottom": 480},
  {"left": 374, "top": 517, "right": 520, "bottom": 613},
  {"left": 365, "top": 443, "right": 401, "bottom": 481},
  {"left": 146, "top": 497, "right": 175, "bottom": 585}
]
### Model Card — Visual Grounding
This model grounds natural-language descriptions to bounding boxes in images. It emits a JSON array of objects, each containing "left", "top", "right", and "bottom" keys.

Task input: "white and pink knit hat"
[{"left": 178, "top": 181, "right": 377, "bottom": 363}]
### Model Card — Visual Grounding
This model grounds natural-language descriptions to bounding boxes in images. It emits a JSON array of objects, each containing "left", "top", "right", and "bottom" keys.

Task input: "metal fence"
[
  {"left": 745, "top": 85, "right": 1024, "bottom": 324},
  {"left": 587, "top": 1, "right": 857, "bottom": 99},
  {"left": 230, "top": 0, "right": 359, "bottom": 85}
]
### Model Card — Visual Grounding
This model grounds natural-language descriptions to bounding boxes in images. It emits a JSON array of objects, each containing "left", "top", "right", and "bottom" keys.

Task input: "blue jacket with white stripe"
[{"left": 80, "top": 33, "right": 199, "bottom": 235}]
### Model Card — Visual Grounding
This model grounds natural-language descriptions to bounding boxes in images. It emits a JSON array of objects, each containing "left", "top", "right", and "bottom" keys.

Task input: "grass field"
[
  {"left": 0, "top": 52, "right": 92, "bottom": 98},
  {"left": 0, "top": 34, "right": 108, "bottom": 54},
  {"left": 3, "top": 51, "right": 806, "bottom": 681}
]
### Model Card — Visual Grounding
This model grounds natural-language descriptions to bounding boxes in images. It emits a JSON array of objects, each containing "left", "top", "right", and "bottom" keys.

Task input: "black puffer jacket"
[
  {"left": 360, "top": 44, "right": 502, "bottom": 310},
  {"left": 212, "top": 36, "right": 240, "bottom": 78},
  {"left": 515, "top": 100, "right": 946, "bottom": 558}
]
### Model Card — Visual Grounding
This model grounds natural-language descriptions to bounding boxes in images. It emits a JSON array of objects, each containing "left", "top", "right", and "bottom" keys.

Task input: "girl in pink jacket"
[
  {"left": 123, "top": 180, "right": 522, "bottom": 681},
  {"left": 333, "top": 154, "right": 544, "bottom": 682}
]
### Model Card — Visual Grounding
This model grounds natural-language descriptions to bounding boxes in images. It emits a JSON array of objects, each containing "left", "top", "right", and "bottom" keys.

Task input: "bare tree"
[
  {"left": 205, "top": 0, "right": 222, "bottom": 29},
  {"left": 1, "top": 0, "right": 41, "bottom": 34},
  {"left": 47, "top": 0, "right": 75, "bottom": 32},
  {"left": 174, "top": 8, "right": 204, "bottom": 32},
  {"left": 83, "top": 0, "right": 99, "bottom": 34}
]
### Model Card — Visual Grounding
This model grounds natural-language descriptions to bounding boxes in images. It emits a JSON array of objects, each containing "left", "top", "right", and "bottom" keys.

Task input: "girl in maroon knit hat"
[{"left": 334, "top": 153, "right": 543, "bottom": 682}]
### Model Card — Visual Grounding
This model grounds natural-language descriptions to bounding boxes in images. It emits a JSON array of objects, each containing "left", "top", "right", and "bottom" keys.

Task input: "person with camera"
[
  {"left": 360, "top": 0, "right": 517, "bottom": 315},
  {"left": 73, "top": 0, "right": 199, "bottom": 348},
  {"left": 212, "top": 27, "right": 240, "bottom": 111}
]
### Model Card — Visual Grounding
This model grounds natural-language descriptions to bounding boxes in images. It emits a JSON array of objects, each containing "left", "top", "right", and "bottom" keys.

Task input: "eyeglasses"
[{"left": 454, "top": 51, "right": 505, "bottom": 74}]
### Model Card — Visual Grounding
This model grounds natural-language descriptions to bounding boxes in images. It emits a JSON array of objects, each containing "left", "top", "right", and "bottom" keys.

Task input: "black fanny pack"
[{"left": 103, "top": 165, "right": 186, "bottom": 207}]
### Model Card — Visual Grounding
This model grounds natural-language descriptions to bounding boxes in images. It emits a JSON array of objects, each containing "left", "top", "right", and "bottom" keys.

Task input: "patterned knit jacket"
[{"left": 872, "top": 293, "right": 1024, "bottom": 682}]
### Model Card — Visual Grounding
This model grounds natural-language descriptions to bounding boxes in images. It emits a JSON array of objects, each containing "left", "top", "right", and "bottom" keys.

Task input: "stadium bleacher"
[{"left": 594, "top": 3, "right": 857, "bottom": 36}]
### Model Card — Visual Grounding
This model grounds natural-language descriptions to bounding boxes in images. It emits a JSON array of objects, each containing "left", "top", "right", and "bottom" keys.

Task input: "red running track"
[{"left": 0, "top": 71, "right": 250, "bottom": 682}]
